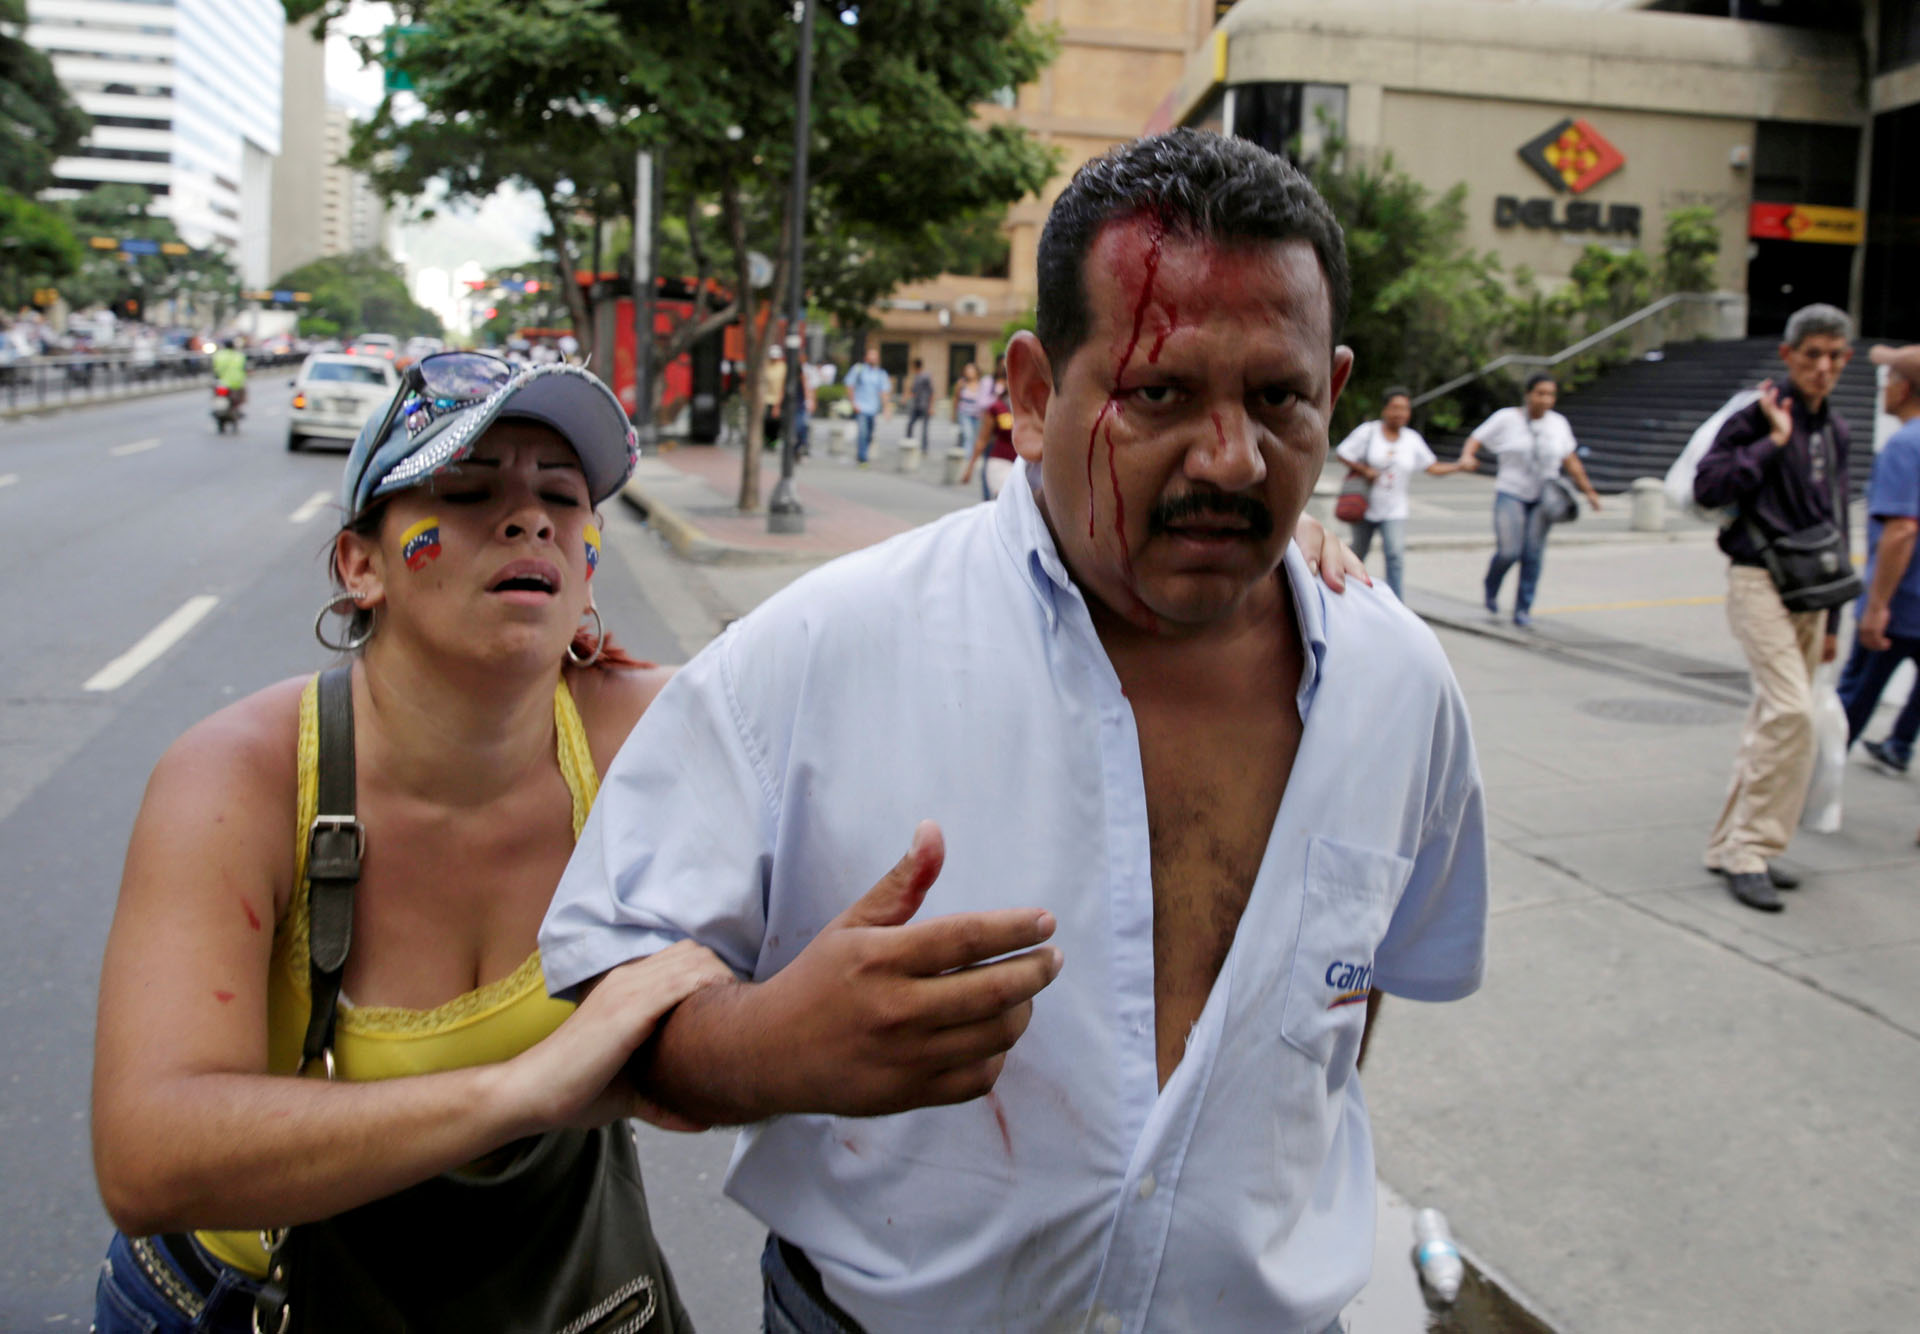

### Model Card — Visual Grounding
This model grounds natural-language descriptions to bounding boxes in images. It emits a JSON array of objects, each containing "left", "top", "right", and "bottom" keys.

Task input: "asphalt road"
[{"left": 0, "top": 387, "right": 764, "bottom": 1329}]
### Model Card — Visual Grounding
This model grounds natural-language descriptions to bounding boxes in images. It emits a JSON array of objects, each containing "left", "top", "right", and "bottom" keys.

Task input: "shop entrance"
[
  {"left": 1745, "top": 120, "right": 1861, "bottom": 337},
  {"left": 1746, "top": 239, "right": 1856, "bottom": 337}
]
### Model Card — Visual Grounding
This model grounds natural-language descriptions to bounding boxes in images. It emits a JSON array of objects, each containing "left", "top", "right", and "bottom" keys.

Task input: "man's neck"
[{"left": 1791, "top": 385, "right": 1827, "bottom": 415}]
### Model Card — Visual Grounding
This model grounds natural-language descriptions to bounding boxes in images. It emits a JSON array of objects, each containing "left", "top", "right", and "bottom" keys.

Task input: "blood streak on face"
[
  {"left": 1147, "top": 304, "right": 1179, "bottom": 364},
  {"left": 1212, "top": 410, "right": 1227, "bottom": 451},
  {"left": 1087, "top": 210, "right": 1168, "bottom": 540}
]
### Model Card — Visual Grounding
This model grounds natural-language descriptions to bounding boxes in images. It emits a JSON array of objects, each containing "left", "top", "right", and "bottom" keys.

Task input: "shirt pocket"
[{"left": 1279, "top": 838, "right": 1411, "bottom": 1080}]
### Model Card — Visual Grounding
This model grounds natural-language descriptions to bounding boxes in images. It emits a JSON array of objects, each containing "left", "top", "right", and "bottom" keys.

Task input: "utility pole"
[
  {"left": 768, "top": 0, "right": 816, "bottom": 534},
  {"left": 633, "top": 147, "right": 661, "bottom": 451}
]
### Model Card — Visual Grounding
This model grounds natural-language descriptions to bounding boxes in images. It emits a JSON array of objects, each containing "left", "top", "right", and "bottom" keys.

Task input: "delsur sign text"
[{"left": 1494, "top": 197, "right": 1642, "bottom": 237}]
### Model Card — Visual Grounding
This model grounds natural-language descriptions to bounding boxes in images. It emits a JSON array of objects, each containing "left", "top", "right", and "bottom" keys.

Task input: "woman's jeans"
[
  {"left": 1486, "top": 492, "right": 1553, "bottom": 614},
  {"left": 95, "top": 1232, "right": 265, "bottom": 1333},
  {"left": 1347, "top": 517, "right": 1406, "bottom": 600},
  {"left": 956, "top": 407, "right": 980, "bottom": 454}
]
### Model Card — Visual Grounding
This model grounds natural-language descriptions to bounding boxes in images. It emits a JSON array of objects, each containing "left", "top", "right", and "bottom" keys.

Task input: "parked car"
[
  {"left": 288, "top": 353, "right": 398, "bottom": 452},
  {"left": 401, "top": 335, "right": 446, "bottom": 368}
]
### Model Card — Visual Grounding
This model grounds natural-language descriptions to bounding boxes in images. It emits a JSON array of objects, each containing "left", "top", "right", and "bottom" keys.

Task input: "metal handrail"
[{"left": 1410, "top": 291, "right": 1727, "bottom": 408}]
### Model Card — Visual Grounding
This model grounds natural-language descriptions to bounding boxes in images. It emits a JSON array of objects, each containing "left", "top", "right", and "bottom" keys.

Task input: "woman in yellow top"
[{"left": 89, "top": 354, "right": 730, "bottom": 1332}]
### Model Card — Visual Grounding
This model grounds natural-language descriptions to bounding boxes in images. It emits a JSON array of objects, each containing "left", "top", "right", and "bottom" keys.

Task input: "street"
[{"left": 4, "top": 392, "right": 1918, "bottom": 1331}]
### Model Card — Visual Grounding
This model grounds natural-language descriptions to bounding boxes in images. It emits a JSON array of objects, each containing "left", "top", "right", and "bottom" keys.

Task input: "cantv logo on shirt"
[{"left": 1324, "top": 959, "right": 1373, "bottom": 1009}]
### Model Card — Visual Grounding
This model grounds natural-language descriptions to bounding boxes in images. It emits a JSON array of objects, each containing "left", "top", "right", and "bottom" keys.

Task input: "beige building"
[
  {"left": 268, "top": 18, "right": 328, "bottom": 283},
  {"left": 872, "top": 0, "right": 1920, "bottom": 388},
  {"left": 320, "top": 104, "right": 389, "bottom": 258},
  {"left": 868, "top": 1, "right": 1222, "bottom": 404}
]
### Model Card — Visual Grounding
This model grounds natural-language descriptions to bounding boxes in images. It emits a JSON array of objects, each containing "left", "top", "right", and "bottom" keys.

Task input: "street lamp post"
[
  {"left": 767, "top": 0, "right": 816, "bottom": 535},
  {"left": 633, "top": 146, "right": 661, "bottom": 452}
]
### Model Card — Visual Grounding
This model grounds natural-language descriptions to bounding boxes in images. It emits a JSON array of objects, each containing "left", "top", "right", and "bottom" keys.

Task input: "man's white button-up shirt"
[{"left": 543, "top": 461, "right": 1489, "bottom": 1333}]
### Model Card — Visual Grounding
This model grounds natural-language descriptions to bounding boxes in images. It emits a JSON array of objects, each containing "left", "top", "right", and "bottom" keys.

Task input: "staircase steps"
[{"left": 1428, "top": 337, "right": 1882, "bottom": 496}]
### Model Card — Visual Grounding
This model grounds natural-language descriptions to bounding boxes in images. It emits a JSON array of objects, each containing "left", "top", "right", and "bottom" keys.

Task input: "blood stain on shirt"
[{"left": 985, "top": 1089, "right": 1013, "bottom": 1158}]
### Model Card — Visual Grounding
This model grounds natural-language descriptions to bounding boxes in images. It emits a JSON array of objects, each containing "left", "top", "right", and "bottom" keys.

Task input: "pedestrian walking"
[
  {"left": 1332, "top": 386, "right": 1464, "bottom": 599},
  {"left": 958, "top": 364, "right": 1015, "bottom": 500},
  {"left": 844, "top": 346, "right": 890, "bottom": 467},
  {"left": 1836, "top": 343, "right": 1920, "bottom": 774},
  {"left": 89, "top": 357, "right": 730, "bottom": 1332},
  {"left": 1454, "top": 373, "right": 1603, "bottom": 627},
  {"left": 761, "top": 350, "right": 787, "bottom": 450},
  {"left": 905, "top": 357, "right": 935, "bottom": 455},
  {"left": 540, "top": 130, "right": 1484, "bottom": 1334},
  {"left": 1694, "top": 303, "right": 1858, "bottom": 911},
  {"left": 952, "top": 360, "right": 985, "bottom": 452}
]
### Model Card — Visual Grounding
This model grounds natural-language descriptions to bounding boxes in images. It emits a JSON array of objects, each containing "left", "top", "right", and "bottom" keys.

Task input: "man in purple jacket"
[{"left": 1694, "top": 303, "right": 1854, "bottom": 911}]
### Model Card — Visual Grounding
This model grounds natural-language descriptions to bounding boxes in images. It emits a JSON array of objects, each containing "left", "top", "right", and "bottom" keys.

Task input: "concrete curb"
[
  {"left": 0, "top": 378, "right": 204, "bottom": 421},
  {"left": 619, "top": 474, "right": 810, "bottom": 567}
]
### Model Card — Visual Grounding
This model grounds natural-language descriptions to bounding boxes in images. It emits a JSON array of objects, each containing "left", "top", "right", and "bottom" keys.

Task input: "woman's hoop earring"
[
  {"left": 567, "top": 603, "right": 605, "bottom": 667},
  {"left": 314, "top": 591, "right": 374, "bottom": 653}
]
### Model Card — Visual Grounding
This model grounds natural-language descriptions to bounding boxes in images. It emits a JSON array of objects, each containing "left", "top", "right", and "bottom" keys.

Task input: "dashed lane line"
[
  {"left": 0, "top": 473, "right": 17, "bottom": 489},
  {"left": 289, "top": 489, "right": 332, "bottom": 524},
  {"left": 109, "top": 437, "right": 162, "bottom": 457},
  {"left": 83, "top": 595, "right": 220, "bottom": 692}
]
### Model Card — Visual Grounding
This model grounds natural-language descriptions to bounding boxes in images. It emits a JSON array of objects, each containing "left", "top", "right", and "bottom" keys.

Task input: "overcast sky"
[{"left": 321, "top": 3, "right": 544, "bottom": 276}]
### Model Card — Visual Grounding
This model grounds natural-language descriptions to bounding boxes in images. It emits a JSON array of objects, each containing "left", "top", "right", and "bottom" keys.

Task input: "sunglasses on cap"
[{"left": 361, "top": 350, "right": 520, "bottom": 458}]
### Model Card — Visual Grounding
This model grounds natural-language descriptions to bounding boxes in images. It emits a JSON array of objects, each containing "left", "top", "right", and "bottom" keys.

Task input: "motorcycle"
[{"left": 211, "top": 383, "right": 244, "bottom": 433}]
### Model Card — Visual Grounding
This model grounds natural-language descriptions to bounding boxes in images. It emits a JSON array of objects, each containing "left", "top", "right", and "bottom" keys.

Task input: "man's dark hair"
[
  {"left": 912, "top": 358, "right": 923, "bottom": 370},
  {"left": 1381, "top": 386, "right": 1411, "bottom": 406},
  {"left": 1035, "top": 129, "right": 1350, "bottom": 375},
  {"left": 1525, "top": 372, "right": 1558, "bottom": 394}
]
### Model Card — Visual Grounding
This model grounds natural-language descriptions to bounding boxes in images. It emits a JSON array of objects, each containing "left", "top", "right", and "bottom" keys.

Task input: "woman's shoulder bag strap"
[{"left": 301, "top": 664, "right": 363, "bottom": 1076}]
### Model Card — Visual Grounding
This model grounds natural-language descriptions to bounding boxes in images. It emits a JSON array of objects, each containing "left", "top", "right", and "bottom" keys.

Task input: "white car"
[{"left": 288, "top": 354, "right": 399, "bottom": 451}]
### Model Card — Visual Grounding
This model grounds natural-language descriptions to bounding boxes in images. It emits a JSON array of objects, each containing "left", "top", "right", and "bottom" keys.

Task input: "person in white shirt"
[
  {"left": 1455, "top": 373, "right": 1603, "bottom": 627},
  {"left": 541, "top": 130, "right": 1487, "bottom": 1334},
  {"left": 1332, "top": 387, "right": 1463, "bottom": 598}
]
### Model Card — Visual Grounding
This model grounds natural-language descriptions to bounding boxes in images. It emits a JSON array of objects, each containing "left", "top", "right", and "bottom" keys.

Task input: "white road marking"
[
  {"left": 109, "top": 437, "right": 162, "bottom": 457},
  {"left": 0, "top": 473, "right": 17, "bottom": 489},
  {"left": 83, "top": 595, "right": 220, "bottom": 692},
  {"left": 289, "top": 489, "right": 332, "bottom": 524}
]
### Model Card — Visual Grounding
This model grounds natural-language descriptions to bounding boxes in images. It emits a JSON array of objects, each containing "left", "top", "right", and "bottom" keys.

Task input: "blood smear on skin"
[
  {"left": 1090, "top": 214, "right": 1168, "bottom": 538},
  {"left": 213, "top": 990, "right": 235, "bottom": 1003},
  {"left": 242, "top": 899, "right": 262, "bottom": 931}
]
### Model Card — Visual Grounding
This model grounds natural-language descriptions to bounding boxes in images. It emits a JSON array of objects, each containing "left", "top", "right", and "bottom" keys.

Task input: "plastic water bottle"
[{"left": 1412, "top": 1207, "right": 1464, "bottom": 1305}]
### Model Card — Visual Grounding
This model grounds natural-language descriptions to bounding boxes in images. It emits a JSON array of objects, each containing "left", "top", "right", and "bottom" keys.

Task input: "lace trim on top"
[{"left": 279, "top": 674, "right": 599, "bottom": 1036}]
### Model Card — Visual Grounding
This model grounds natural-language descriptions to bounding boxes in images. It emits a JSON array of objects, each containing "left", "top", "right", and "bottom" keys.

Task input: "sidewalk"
[{"left": 621, "top": 424, "right": 1920, "bottom": 1332}]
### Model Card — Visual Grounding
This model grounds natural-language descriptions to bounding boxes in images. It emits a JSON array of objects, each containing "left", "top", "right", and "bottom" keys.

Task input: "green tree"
[
  {"left": 1304, "top": 140, "right": 1509, "bottom": 435},
  {"left": 1, "top": 0, "right": 90, "bottom": 194},
  {"left": 291, "top": 0, "right": 1059, "bottom": 510},
  {"left": 0, "top": 188, "right": 83, "bottom": 308},
  {"left": 272, "top": 250, "right": 443, "bottom": 340},
  {"left": 56, "top": 185, "right": 240, "bottom": 325},
  {"left": 1662, "top": 205, "right": 1720, "bottom": 294}
]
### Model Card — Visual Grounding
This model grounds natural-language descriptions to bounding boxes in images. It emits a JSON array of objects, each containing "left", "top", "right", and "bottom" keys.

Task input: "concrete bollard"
[
  {"left": 896, "top": 441, "right": 922, "bottom": 473},
  {"left": 1630, "top": 477, "right": 1665, "bottom": 532},
  {"left": 943, "top": 448, "right": 969, "bottom": 486},
  {"left": 1307, "top": 475, "right": 1340, "bottom": 525},
  {"left": 826, "top": 421, "right": 850, "bottom": 458}
]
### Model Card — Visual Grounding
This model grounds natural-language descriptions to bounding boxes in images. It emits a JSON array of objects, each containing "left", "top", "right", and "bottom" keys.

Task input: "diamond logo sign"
[{"left": 1518, "top": 118, "right": 1626, "bottom": 195}]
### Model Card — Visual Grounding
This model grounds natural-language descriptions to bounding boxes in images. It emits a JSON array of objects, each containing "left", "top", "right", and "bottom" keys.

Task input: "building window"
[
  {"left": 1753, "top": 121, "right": 1860, "bottom": 208},
  {"left": 1227, "top": 82, "right": 1347, "bottom": 166},
  {"left": 1883, "top": 0, "right": 1920, "bottom": 75}
]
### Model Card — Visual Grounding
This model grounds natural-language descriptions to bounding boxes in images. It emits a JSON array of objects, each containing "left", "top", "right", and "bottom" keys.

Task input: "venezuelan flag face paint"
[
  {"left": 400, "top": 516, "right": 442, "bottom": 572},
  {"left": 584, "top": 523, "right": 600, "bottom": 580}
]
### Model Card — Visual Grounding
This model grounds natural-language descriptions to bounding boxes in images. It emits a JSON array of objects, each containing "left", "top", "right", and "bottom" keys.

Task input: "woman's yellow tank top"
[{"left": 196, "top": 675, "right": 598, "bottom": 1276}]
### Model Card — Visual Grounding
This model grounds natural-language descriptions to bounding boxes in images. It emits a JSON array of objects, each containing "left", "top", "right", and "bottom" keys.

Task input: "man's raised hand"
[{"left": 752, "top": 820, "right": 1063, "bottom": 1117}]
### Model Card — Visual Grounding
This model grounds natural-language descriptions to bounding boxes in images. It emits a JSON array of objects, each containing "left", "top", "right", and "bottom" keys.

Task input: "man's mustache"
[{"left": 1148, "top": 492, "right": 1275, "bottom": 539}]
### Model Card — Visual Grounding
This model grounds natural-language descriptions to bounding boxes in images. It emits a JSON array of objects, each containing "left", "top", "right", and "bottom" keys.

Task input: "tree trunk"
[
  {"left": 726, "top": 175, "right": 763, "bottom": 513},
  {"left": 544, "top": 194, "right": 595, "bottom": 365}
]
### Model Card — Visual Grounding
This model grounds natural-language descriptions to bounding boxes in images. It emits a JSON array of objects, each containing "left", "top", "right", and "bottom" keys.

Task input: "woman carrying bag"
[
  {"left": 1332, "top": 387, "right": 1463, "bottom": 600},
  {"left": 89, "top": 355, "right": 732, "bottom": 1332}
]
